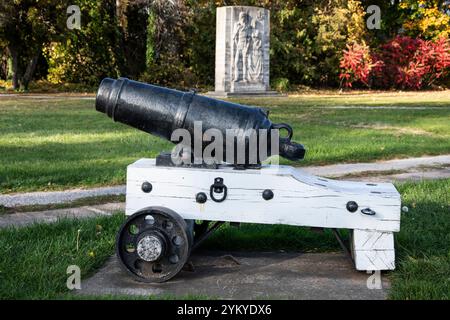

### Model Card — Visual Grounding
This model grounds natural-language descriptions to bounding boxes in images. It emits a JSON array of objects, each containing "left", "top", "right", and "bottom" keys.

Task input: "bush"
[
  {"left": 272, "top": 77, "right": 290, "bottom": 92},
  {"left": 415, "top": 37, "right": 450, "bottom": 87},
  {"left": 339, "top": 42, "right": 378, "bottom": 88},
  {"left": 374, "top": 36, "right": 450, "bottom": 89},
  {"left": 311, "top": 0, "right": 366, "bottom": 86},
  {"left": 340, "top": 36, "right": 450, "bottom": 89}
]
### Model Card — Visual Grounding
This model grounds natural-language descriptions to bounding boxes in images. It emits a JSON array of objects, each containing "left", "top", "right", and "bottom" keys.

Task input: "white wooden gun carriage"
[{"left": 118, "top": 158, "right": 401, "bottom": 282}]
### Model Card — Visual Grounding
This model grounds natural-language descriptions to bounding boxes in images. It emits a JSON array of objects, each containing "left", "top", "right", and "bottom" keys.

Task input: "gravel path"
[
  {"left": 302, "top": 154, "right": 450, "bottom": 177},
  {"left": 0, "top": 186, "right": 125, "bottom": 207},
  {"left": 0, "top": 203, "right": 124, "bottom": 229},
  {"left": 314, "top": 105, "right": 449, "bottom": 110}
]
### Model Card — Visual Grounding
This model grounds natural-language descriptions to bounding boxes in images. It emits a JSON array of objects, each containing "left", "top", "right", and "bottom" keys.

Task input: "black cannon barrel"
[{"left": 95, "top": 78, "right": 305, "bottom": 164}]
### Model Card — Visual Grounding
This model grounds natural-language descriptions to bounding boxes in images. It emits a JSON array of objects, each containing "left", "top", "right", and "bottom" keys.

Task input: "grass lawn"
[
  {"left": 0, "top": 178, "right": 448, "bottom": 300},
  {"left": 1, "top": 91, "right": 450, "bottom": 193},
  {"left": 0, "top": 214, "right": 124, "bottom": 299},
  {"left": 390, "top": 179, "right": 450, "bottom": 299}
]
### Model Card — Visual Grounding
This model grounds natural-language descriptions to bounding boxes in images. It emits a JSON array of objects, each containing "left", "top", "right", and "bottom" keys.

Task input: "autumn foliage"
[
  {"left": 340, "top": 36, "right": 450, "bottom": 89},
  {"left": 339, "top": 42, "right": 378, "bottom": 88}
]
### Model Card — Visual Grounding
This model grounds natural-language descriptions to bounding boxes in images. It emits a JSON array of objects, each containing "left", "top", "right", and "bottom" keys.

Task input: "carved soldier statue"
[
  {"left": 233, "top": 12, "right": 252, "bottom": 82},
  {"left": 212, "top": 6, "right": 275, "bottom": 96}
]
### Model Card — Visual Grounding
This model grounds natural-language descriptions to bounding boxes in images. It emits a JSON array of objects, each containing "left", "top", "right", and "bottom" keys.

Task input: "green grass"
[
  {"left": 390, "top": 179, "right": 450, "bottom": 300},
  {"left": 1, "top": 92, "right": 450, "bottom": 193},
  {"left": 0, "top": 179, "right": 448, "bottom": 299},
  {"left": 0, "top": 213, "right": 125, "bottom": 299},
  {"left": 0, "top": 98, "right": 169, "bottom": 193}
]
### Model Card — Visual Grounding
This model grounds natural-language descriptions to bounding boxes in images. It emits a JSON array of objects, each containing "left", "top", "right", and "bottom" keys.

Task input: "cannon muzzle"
[{"left": 96, "top": 78, "right": 305, "bottom": 165}]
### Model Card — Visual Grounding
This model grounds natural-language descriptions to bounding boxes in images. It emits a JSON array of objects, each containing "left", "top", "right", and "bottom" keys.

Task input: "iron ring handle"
[
  {"left": 210, "top": 185, "right": 227, "bottom": 203},
  {"left": 272, "top": 123, "right": 293, "bottom": 140}
]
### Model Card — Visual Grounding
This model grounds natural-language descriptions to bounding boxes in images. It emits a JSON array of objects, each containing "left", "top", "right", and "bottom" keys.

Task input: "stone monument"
[{"left": 209, "top": 6, "right": 279, "bottom": 97}]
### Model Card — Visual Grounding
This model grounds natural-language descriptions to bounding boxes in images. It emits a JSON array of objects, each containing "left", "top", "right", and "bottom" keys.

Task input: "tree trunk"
[
  {"left": 8, "top": 46, "right": 20, "bottom": 90},
  {"left": 20, "top": 53, "right": 39, "bottom": 91}
]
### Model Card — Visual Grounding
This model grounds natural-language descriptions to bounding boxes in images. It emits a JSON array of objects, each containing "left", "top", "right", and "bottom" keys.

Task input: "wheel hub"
[{"left": 137, "top": 235, "right": 163, "bottom": 262}]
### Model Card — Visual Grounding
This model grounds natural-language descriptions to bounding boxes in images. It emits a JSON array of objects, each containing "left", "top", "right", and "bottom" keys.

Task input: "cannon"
[
  {"left": 96, "top": 77, "right": 305, "bottom": 165},
  {"left": 95, "top": 78, "right": 401, "bottom": 283}
]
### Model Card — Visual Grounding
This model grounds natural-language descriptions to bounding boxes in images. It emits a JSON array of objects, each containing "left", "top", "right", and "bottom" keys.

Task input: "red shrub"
[
  {"left": 416, "top": 37, "right": 450, "bottom": 87},
  {"left": 339, "top": 42, "right": 376, "bottom": 88},
  {"left": 372, "top": 36, "right": 422, "bottom": 89},
  {"left": 339, "top": 36, "right": 450, "bottom": 89}
]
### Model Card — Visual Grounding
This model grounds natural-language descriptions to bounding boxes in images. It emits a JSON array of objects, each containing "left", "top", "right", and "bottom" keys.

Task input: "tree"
[
  {"left": 0, "top": 0, "right": 69, "bottom": 90},
  {"left": 46, "top": 0, "right": 123, "bottom": 85},
  {"left": 400, "top": 0, "right": 450, "bottom": 40},
  {"left": 360, "top": 0, "right": 403, "bottom": 43},
  {"left": 312, "top": 0, "right": 367, "bottom": 85},
  {"left": 139, "top": 0, "right": 192, "bottom": 86},
  {"left": 113, "top": 0, "right": 150, "bottom": 79}
]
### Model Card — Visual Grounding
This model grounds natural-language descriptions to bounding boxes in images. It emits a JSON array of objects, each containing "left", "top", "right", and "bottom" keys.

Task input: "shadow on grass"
[{"left": 204, "top": 224, "right": 340, "bottom": 253}]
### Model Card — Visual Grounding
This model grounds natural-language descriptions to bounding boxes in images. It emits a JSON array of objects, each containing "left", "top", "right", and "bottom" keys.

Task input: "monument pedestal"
[
  {"left": 206, "top": 90, "right": 283, "bottom": 98},
  {"left": 211, "top": 6, "right": 282, "bottom": 98}
]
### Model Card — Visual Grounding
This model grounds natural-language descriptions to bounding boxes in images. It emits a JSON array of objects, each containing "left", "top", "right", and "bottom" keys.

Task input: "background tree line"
[{"left": 0, "top": 0, "right": 449, "bottom": 91}]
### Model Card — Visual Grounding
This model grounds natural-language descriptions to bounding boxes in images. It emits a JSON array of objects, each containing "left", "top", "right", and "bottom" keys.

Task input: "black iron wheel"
[{"left": 116, "top": 206, "right": 191, "bottom": 283}]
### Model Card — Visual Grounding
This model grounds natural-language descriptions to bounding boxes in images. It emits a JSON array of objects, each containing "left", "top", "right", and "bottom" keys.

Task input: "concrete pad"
[
  {"left": 78, "top": 251, "right": 390, "bottom": 300},
  {"left": 0, "top": 203, "right": 124, "bottom": 229}
]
